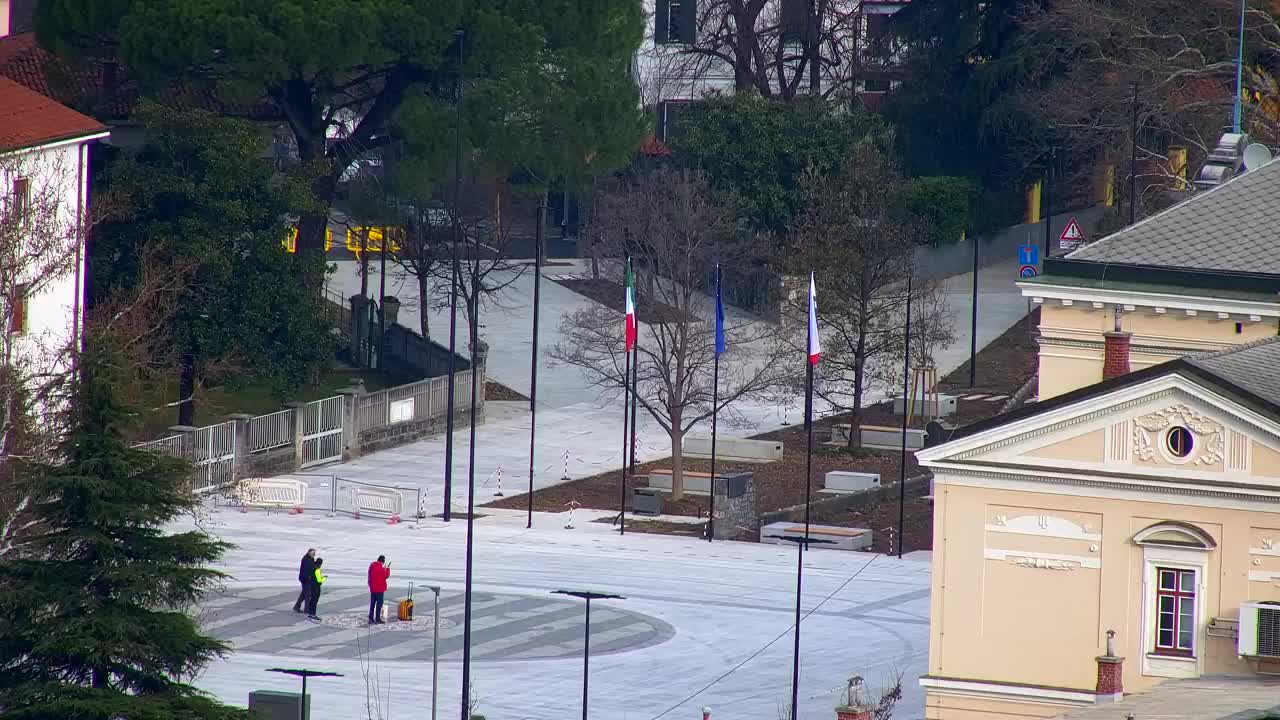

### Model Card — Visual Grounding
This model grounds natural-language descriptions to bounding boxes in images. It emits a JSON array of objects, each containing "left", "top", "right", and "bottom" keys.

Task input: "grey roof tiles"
[{"left": 1068, "top": 157, "right": 1280, "bottom": 275}]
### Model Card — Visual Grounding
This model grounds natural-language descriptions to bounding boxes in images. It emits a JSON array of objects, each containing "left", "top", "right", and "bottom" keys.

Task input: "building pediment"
[{"left": 918, "top": 372, "right": 1280, "bottom": 500}]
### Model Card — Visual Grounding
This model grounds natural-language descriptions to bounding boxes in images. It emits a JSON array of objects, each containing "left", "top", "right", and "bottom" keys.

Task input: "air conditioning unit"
[{"left": 1237, "top": 601, "right": 1280, "bottom": 657}]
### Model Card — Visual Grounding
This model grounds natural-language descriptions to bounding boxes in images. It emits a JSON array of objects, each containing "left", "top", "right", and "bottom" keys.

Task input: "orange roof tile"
[{"left": 0, "top": 76, "right": 107, "bottom": 151}]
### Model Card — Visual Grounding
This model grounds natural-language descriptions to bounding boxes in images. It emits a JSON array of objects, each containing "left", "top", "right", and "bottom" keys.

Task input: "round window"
[{"left": 1166, "top": 426, "right": 1194, "bottom": 458}]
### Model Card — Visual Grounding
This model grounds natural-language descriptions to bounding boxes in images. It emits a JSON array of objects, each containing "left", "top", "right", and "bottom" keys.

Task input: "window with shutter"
[
  {"left": 7, "top": 284, "right": 29, "bottom": 335},
  {"left": 658, "top": 100, "right": 692, "bottom": 143},
  {"left": 11, "top": 177, "right": 31, "bottom": 224},
  {"left": 656, "top": 0, "right": 697, "bottom": 45}
]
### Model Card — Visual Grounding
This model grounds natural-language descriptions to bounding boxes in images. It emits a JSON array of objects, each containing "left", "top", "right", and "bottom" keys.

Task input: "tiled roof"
[
  {"left": 0, "top": 32, "right": 283, "bottom": 122},
  {"left": 1067, "top": 155, "right": 1280, "bottom": 275},
  {"left": 0, "top": 76, "right": 107, "bottom": 150},
  {"left": 1186, "top": 336, "right": 1280, "bottom": 409}
]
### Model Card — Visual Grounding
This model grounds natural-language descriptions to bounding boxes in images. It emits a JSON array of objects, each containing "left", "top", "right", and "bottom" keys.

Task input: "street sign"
[
  {"left": 1018, "top": 244, "right": 1039, "bottom": 266},
  {"left": 1019, "top": 265, "right": 1038, "bottom": 279},
  {"left": 1058, "top": 217, "right": 1087, "bottom": 252}
]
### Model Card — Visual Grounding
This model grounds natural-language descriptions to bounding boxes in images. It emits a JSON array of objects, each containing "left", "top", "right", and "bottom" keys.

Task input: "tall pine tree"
[{"left": 0, "top": 346, "right": 244, "bottom": 720}]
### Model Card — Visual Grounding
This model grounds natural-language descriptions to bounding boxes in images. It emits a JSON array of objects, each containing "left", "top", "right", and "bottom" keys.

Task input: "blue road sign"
[
  {"left": 1019, "top": 265, "right": 1038, "bottom": 279},
  {"left": 1018, "top": 244, "right": 1039, "bottom": 266}
]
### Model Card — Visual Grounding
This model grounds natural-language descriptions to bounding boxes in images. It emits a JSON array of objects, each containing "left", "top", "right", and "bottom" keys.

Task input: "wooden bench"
[
  {"left": 235, "top": 478, "right": 308, "bottom": 514},
  {"left": 761, "top": 521, "right": 873, "bottom": 551},
  {"left": 646, "top": 468, "right": 714, "bottom": 495},
  {"left": 781, "top": 525, "right": 863, "bottom": 537}
]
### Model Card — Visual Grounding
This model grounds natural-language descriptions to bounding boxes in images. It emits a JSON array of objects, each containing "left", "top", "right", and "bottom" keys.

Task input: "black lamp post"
[
  {"left": 552, "top": 589, "right": 626, "bottom": 720},
  {"left": 265, "top": 667, "right": 344, "bottom": 720},
  {"left": 768, "top": 534, "right": 837, "bottom": 720}
]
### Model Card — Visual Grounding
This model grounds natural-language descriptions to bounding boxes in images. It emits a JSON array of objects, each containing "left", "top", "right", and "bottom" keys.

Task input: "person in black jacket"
[{"left": 293, "top": 548, "right": 316, "bottom": 613}]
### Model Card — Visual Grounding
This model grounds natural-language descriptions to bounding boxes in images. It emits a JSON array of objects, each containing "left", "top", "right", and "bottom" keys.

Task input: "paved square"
[{"left": 187, "top": 509, "right": 931, "bottom": 720}]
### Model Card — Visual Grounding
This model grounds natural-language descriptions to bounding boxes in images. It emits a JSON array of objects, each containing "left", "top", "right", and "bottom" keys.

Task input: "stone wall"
[
  {"left": 238, "top": 446, "right": 296, "bottom": 478},
  {"left": 712, "top": 472, "right": 757, "bottom": 540},
  {"left": 357, "top": 407, "right": 483, "bottom": 455},
  {"left": 383, "top": 323, "right": 471, "bottom": 379},
  {"left": 759, "top": 473, "right": 932, "bottom": 526}
]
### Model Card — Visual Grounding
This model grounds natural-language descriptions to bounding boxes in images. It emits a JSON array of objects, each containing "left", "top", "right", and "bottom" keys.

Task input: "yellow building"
[
  {"left": 917, "top": 337, "right": 1280, "bottom": 718},
  {"left": 1019, "top": 158, "right": 1280, "bottom": 401}
]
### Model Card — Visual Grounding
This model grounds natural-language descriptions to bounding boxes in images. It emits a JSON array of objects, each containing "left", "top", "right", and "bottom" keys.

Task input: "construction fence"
[{"left": 135, "top": 368, "right": 484, "bottom": 494}]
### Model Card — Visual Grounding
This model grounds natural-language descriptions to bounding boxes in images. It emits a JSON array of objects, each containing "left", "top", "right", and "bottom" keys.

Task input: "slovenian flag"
[
  {"left": 625, "top": 258, "right": 637, "bottom": 352},
  {"left": 807, "top": 272, "right": 820, "bottom": 365},
  {"left": 714, "top": 265, "right": 725, "bottom": 358}
]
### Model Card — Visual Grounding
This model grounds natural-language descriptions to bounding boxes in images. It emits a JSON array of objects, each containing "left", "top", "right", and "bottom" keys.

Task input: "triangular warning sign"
[{"left": 1059, "top": 217, "right": 1085, "bottom": 243}]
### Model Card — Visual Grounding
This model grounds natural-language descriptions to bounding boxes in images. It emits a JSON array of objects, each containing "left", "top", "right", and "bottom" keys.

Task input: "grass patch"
[{"left": 133, "top": 366, "right": 399, "bottom": 440}]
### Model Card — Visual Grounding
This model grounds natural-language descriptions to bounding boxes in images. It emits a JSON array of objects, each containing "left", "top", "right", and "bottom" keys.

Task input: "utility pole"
[{"left": 1129, "top": 82, "right": 1139, "bottom": 226}]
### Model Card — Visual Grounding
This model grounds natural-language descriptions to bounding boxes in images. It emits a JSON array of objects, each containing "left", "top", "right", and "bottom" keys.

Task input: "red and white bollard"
[
  {"left": 702, "top": 707, "right": 711, "bottom": 720},
  {"left": 494, "top": 465, "right": 504, "bottom": 497},
  {"left": 561, "top": 450, "right": 571, "bottom": 481},
  {"left": 564, "top": 500, "right": 581, "bottom": 529}
]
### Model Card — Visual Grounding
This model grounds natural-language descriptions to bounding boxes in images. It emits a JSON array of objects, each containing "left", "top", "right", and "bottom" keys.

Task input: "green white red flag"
[{"left": 625, "top": 259, "right": 637, "bottom": 351}]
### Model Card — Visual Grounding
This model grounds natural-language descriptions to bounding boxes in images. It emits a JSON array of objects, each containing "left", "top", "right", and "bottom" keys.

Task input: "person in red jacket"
[{"left": 367, "top": 555, "right": 392, "bottom": 624}]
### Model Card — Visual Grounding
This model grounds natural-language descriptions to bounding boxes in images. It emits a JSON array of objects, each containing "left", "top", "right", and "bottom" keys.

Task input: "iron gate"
[
  {"left": 192, "top": 421, "right": 236, "bottom": 493},
  {"left": 300, "top": 396, "right": 344, "bottom": 468}
]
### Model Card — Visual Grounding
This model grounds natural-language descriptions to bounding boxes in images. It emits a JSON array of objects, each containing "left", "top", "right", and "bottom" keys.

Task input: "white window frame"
[{"left": 1136, "top": 525, "right": 1213, "bottom": 679}]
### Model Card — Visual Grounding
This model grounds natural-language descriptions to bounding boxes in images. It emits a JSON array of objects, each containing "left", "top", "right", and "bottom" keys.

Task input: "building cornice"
[
  {"left": 1037, "top": 336, "right": 1199, "bottom": 357},
  {"left": 919, "top": 676, "right": 1098, "bottom": 708},
  {"left": 1017, "top": 280, "right": 1280, "bottom": 319}
]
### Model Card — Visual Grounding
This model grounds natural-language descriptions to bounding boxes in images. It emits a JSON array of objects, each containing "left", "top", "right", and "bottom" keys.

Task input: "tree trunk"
[
  {"left": 848, "top": 331, "right": 867, "bottom": 449},
  {"left": 359, "top": 228, "right": 370, "bottom": 298},
  {"left": 589, "top": 236, "right": 601, "bottom": 279},
  {"left": 418, "top": 273, "right": 431, "bottom": 339},
  {"left": 177, "top": 351, "right": 196, "bottom": 427},
  {"left": 669, "top": 427, "right": 685, "bottom": 502}
]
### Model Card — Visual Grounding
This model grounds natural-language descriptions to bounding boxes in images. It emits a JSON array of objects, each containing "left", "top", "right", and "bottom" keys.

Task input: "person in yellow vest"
[{"left": 307, "top": 558, "right": 327, "bottom": 620}]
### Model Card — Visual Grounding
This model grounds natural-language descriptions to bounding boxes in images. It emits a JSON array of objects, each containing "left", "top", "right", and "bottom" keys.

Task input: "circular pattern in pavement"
[{"left": 200, "top": 586, "right": 674, "bottom": 662}]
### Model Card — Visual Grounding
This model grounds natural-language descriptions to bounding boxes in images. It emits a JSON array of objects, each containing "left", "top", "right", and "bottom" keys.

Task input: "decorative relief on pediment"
[
  {"left": 1009, "top": 556, "right": 1077, "bottom": 571},
  {"left": 1132, "top": 404, "right": 1224, "bottom": 466}
]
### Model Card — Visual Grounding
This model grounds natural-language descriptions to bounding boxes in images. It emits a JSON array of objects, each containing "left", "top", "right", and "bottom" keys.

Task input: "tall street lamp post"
[{"left": 552, "top": 589, "right": 626, "bottom": 720}]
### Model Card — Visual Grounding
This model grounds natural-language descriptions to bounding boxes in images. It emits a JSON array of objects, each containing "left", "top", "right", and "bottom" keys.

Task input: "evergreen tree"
[{"left": 0, "top": 346, "right": 244, "bottom": 720}]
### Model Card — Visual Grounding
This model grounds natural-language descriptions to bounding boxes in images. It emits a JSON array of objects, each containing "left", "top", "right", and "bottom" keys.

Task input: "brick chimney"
[
  {"left": 1095, "top": 630, "right": 1124, "bottom": 702},
  {"left": 1102, "top": 308, "right": 1131, "bottom": 380},
  {"left": 836, "top": 677, "right": 873, "bottom": 720}
]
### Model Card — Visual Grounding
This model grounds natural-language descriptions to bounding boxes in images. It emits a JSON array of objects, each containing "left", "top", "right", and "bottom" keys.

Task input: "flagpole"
[
  {"left": 897, "top": 269, "right": 913, "bottom": 561},
  {"left": 625, "top": 336, "right": 638, "bottom": 535},
  {"left": 526, "top": 199, "right": 545, "bottom": 529},
  {"left": 443, "top": 29, "right": 465, "bottom": 523},
  {"left": 708, "top": 264, "right": 723, "bottom": 542},
  {"left": 791, "top": 274, "right": 817, "bottom": 720},
  {"left": 619, "top": 257, "right": 632, "bottom": 534}
]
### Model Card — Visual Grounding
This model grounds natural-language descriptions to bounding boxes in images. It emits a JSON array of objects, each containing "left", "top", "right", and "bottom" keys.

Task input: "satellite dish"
[{"left": 1243, "top": 143, "right": 1273, "bottom": 171}]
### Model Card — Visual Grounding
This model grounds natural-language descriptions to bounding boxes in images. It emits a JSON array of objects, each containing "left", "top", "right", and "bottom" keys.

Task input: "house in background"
[
  {"left": 1, "top": 76, "right": 108, "bottom": 381},
  {"left": 917, "top": 336, "right": 1280, "bottom": 719},
  {"left": 1019, "top": 157, "right": 1280, "bottom": 402},
  {"left": 636, "top": 0, "right": 912, "bottom": 145}
]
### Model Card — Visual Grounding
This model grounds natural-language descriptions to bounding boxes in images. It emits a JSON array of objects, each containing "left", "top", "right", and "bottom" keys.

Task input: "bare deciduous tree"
[
  {"left": 788, "top": 145, "right": 954, "bottom": 448},
  {"left": 1015, "top": 0, "right": 1280, "bottom": 211},
  {"left": 637, "top": 0, "right": 895, "bottom": 106},
  {"left": 0, "top": 151, "right": 84, "bottom": 557},
  {"left": 552, "top": 168, "right": 790, "bottom": 499}
]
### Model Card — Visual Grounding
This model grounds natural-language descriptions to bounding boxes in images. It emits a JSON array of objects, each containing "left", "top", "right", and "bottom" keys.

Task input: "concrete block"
[
  {"left": 823, "top": 471, "right": 880, "bottom": 494},
  {"left": 829, "top": 424, "right": 927, "bottom": 450},
  {"left": 683, "top": 435, "right": 783, "bottom": 463},
  {"left": 891, "top": 394, "right": 958, "bottom": 417},
  {"left": 859, "top": 425, "right": 926, "bottom": 451},
  {"left": 249, "top": 690, "right": 308, "bottom": 720},
  {"left": 647, "top": 470, "right": 711, "bottom": 495},
  {"left": 760, "top": 522, "right": 873, "bottom": 551}
]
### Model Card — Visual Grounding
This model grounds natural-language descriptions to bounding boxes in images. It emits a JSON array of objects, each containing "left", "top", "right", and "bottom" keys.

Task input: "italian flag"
[
  {"left": 808, "top": 271, "right": 821, "bottom": 365},
  {"left": 625, "top": 258, "right": 637, "bottom": 352}
]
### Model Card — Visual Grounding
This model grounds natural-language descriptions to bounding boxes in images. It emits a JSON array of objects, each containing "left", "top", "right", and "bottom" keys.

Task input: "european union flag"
[{"left": 714, "top": 265, "right": 725, "bottom": 357}]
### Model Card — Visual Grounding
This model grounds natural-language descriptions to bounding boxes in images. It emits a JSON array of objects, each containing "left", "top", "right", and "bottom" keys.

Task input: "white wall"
[
  {"left": 632, "top": 0, "right": 910, "bottom": 108},
  {"left": 2, "top": 139, "right": 92, "bottom": 387}
]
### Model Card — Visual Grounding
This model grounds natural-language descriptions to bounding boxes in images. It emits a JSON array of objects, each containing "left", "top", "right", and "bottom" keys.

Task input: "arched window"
[{"left": 1133, "top": 522, "right": 1214, "bottom": 674}]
